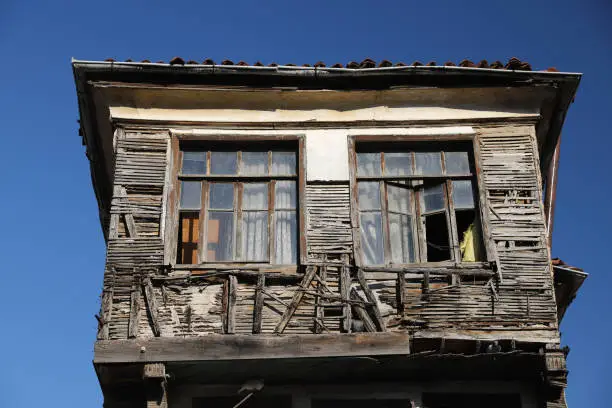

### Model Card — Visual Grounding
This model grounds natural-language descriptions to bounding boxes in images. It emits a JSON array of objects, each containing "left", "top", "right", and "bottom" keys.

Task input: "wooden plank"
[
  {"left": 396, "top": 272, "right": 406, "bottom": 314},
  {"left": 128, "top": 274, "right": 141, "bottom": 339},
  {"left": 356, "top": 268, "right": 386, "bottom": 331},
  {"left": 252, "top": 274, "right": 265, "bottom": 334},
  {"left": 274, "top": 266, "right": 318, "bottom": 334},
  {"left": 350, "top": 288, "right": 377, "bottom": 333},
  {"left": 143, "top": 277, "right": 161, "bottom": 337},
  {"left": 226, "top": 275, "right": 237, "bottom": 334},
  {"left": 340, "top": 259, "right": 352, "bottom": 333},
  {"left": 98, "top": 286, "right": 114, "bottom": 340},
  {"left": 94, "top": 333, "right": 412, "bottom": 363}
]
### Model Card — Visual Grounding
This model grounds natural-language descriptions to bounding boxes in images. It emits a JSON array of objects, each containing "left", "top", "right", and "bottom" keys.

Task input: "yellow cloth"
[{"left": 460, "top": 223, "right": 482, "bottom": 262}]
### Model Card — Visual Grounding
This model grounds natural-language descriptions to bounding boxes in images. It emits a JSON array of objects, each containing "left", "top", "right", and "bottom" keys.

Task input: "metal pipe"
[{"left": 544, "top": 133, "right": 562, "bottom": 249}]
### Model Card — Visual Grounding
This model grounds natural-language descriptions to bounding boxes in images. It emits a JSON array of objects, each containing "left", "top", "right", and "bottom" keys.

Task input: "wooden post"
[
  {"left": 128, "top": 274, "right": 141, "bottom": 339},
  {"left": 252, "top": 274, "right": 265, "bottom": 334},
  {"left": 226, "top": 275, "right": 237, "bottom": 334},
  {"left": 340, "top": 257, "right": 352, "bottom": 333},
  {"left": 144, "top": 363, "right": 168, "bottom": 408},
  {"left": 143, "top": 277, "right": 161, "bottom": 337},
  {"left": 275, "top": 266, "right": 317, "bottom": 334}
]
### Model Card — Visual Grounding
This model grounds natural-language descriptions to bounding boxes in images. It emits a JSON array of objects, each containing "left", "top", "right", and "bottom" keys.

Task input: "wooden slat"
[
  {"left": 226, "top": 275, "right": 237, "bottom": 334},
  {"left": 143, "top": 277, "right": 161, "bottom": 337},
  {"left": 274, "top": 266, "right": 318, "bottom": 334},
  {"left": 356, "top": 268, "right": 386, "bottom": 332},
  {"left": 252, "top": 274, "right": 265, "bottom": 334}
]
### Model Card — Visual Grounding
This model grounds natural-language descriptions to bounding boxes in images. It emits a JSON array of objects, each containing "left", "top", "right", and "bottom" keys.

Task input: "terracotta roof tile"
[{"left": 101, "top": 57, "right": 557, "bottom": 71}]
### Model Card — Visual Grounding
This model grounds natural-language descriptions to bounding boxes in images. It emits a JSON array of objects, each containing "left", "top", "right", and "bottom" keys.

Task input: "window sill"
[{"left": 172, "top": 263, "right": 300, "bottom": 275}]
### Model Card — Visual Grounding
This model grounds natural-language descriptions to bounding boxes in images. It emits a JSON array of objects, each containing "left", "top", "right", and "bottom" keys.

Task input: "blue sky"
[{"left": 0, "top": 0, "right": 609, "bottom": 406}]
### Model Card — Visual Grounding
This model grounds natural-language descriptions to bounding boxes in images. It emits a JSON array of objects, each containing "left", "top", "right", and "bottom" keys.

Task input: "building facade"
[{"left": 73, "top": 57, "right": 586, "bottom": 408}]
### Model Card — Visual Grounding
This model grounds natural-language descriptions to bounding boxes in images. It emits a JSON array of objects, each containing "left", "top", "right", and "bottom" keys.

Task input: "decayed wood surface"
[
  {"left": 94, "top": 333, "right": 411, "bottom": 363},
  {"left": 97, "top": 124, "right": 558, "bottom": 345}
]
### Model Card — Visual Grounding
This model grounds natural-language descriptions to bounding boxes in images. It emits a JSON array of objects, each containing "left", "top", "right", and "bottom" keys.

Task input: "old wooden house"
[{"left": 72, "top": 57, "right": 586, "bottom": 408}]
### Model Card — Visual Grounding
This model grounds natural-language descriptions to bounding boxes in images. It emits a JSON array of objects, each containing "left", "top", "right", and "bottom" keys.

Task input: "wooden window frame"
[
  {"left": 164, "top": 134, "right": 307, "bottom": 269},
  {"left": 348, "top": 134, "right": 490, "bottom": 268}
]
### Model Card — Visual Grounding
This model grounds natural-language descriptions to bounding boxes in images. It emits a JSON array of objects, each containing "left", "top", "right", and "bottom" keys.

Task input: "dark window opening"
[
  {"left": 313, "top": 399, "right": 412, "bottom": 408},
  {"left": 425, "top": 213, "right": 451, "bottom": 262},
  {"left": 422, "top": 393, "right": 522, "bottom": 408}
]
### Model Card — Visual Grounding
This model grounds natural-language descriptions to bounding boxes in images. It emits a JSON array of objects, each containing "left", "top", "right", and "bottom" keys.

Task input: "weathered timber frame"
[
  {"left": 347, "top": 133, "right": 491, "bottom": 269},
  {"left": 164, "top": 133, "right": 308, "bottom": 268}
]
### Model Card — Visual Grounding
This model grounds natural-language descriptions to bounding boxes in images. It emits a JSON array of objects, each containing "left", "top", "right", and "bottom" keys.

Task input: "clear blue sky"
[{"left": 0, "top": 0, "right": 609, "bottom": 406}]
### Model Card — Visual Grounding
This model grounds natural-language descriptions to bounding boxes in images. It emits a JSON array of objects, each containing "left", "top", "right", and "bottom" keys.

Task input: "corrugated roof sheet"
[{"left": 102, "top": 56, "right": 558, "bottom": 72}]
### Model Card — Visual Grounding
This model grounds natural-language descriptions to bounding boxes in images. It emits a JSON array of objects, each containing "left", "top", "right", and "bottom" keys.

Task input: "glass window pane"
[
  {"left": 209, "top": 183, "right": 234, "bottom": 210},
  {"left": 445, "top": 151, "right": 470, "bottom": 175},
  {"left": 210, "top": 151, "right": 237, "bottom": 175},
  {"left": 387, "top": 184, "right": 411, "bottom": 214},
  {"left": 415, "top": 152, "right": 443, "bottom": 175},
  {"left": 271, "top": 151, "right": 297, "bottom": 175},
  {"left": 180, "top": 181, "right": 201, "bottom": 209},
  {"left": 274, "top": 210, "right": 298, "bottom": 264},
  {"left": 241, "top": 211, "right": 269, "bottom": 261},
  {"left": 242, "top": 151, "right": 268, "bottom": 176},
  {"left": 389, "top": 213, "right": 415, "bottom": 263},
  {"left": 358, "top": 182, "right": 381, "bottom": 210},
  {"left": 422, "top": 184, "right": 445, "bottom": 213},
  {"left": 275, "top": 180, "right": 297, "bottom": 209},
  {"left": 243, "top": 183, "right": 268, "bottom": 210},
  {"left": 384, "top": 152, "right": 412, "bottom": 176},
  {"left": 357, "top": 152, "right": 382, "bottom": 177},
  {"left": 452, "top": 180, "right": 475, "bottom": 209},
  {"left": 360, "top": 212, "right": 384, "bottom": 265},
  {"left": 206, "top": 211, "right": 234, "bottom": 261},
  {"left": 182, "top": 151, "right": 207, "bottom": 174}
]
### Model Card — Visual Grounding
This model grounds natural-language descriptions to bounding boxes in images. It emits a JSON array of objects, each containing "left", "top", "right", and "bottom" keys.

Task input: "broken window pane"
[
  {"left": 274, "top": 210, "right": 297, "bottom": 264},
  {"left": 357, "top": 152, "right": 382, "bottom": 176},
  {"left": 243, "top": 183, "right": 268, "bottom": 210},
  {"left": 180, "top": 181, "right": 201, "bottom": 209},
  {"left": 209, "top": 183, "right": 234, "bottom": 210},
  {"left": 241, "top": 211, "right": 269, "bottom": 261},
  {"left": 389, "top": 213, "right": 415, "bottom": 263},
  {"left": 182, "top": 151, "right": 207, "bottom": 174},
  {"left": 210, "top": 151, "right": 237, "bottom": 175},
  {"left": 445, "top": 151, "right": 470, "bottom": 175},
  {"left": 415, "top": 152, "right": 442, "bottom": 175},
  {"left": 422, "top": 184, "right": 445, "bottom": 213},
  {"left": 241, "top": 151, "right": 268, "bottom": 176},
  {"left": 452, "top": 180, "right": 475, "bottom": 209},
  {"left": 358, "top": 182, "right": 381, "bottom": 210},
  {"left": 425, "top": 213, "right": 451, "bottom": 262},
  {"left": 384, "top": 152, "right": 412, "bottom": 176},
  {"left": 178, "top": 212, "right": 199, "bottom": 264},
  {"left": 271, "top": 151, "right": 296, "bottom": 175},
  {"left": 275, "top": 180, "right": 297, "bottom": 209},
  {"left": 360, "top": 212, "right": 384, "bottom": 265},
  {"left": 206, "top": 211, "right": 234, "bottom": 261}
]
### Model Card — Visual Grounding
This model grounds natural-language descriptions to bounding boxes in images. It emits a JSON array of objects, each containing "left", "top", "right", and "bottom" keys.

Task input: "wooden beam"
[
  {"left": 274, "top": 266, "right": 318, "bottom": 334},
  {"left": 226, "top": 275, "right": 237, "bottom": 334},
  {"left": 350, "top": 288, "right": 377, "bottom": 333},
  {"left": 252, "top": 274, "right": 265, "bottom": 334},
  {"left": 94, "top": 332, "right": 411, "bottom": 364},
  {"left": 396, "top": 272, "right": 406, "bottom": 314},
  {"left": 144, "top": 363, "right": 167, "bottom": 408},
  {"left": 356, "top": 268, "right": 386, "bottom": 331},
  {"left": 98, "top": 287, "right": 113, "bottom": 340},
  {"left": 128, "top": 274, "right": 141, "bottom": 339},
  {"left": 340, "top": 260, "right": 352, "bottom": 333},
  {"left": 143, "top": 277, "right": 161, "bottom": 337}
]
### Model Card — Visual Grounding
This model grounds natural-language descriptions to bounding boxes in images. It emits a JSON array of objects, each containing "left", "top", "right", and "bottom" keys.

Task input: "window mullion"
[
  {"left": 197, "top": 181, "right": 208, "bottom": 264},
  {"left": 414, "top": 184, "right": 427, "bottom": 262},
  {"left": 444, "top": 180, "right": 462, "bottom": 264},
  {"left": 268, "top": 180, "right": 276, "bottom": 264},
  {"left": 380, "top": 181, "right": 392, "bottom": 264},
  {"left": 235, "top": 182, "right": 243, "bottom": 261}
]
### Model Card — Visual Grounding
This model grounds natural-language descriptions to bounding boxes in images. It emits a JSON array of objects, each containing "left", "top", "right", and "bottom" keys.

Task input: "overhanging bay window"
[
  {"left": 352, "top": 142, "right": 485, "bottom": 265},
  {"left": 176, "top": 144, "right": 300, "bottom": 265}
]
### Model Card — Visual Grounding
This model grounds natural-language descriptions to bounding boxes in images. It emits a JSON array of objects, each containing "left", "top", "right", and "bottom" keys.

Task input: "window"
[
  {"left": 354, "top": 143, "right": 484, "bottom": 265},
  {"left": 177, "top": 144, "right": 299, "bottom": 264}
]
